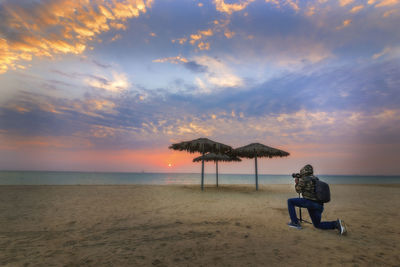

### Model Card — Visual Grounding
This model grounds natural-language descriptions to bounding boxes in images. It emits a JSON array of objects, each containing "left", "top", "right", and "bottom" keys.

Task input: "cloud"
[
  {"left": 375, "top": 0, "right": 399, "bottom": 7},
  {"left": 214, "top": 0, "right": 254, "bottom": 15},
  {"left": 171, "top": 15, "right": 239, "bottom": 52},
  {"left": 0, "top": 0, "right": 152, "bottom": 74},
  {"left": 1, "top": 54, "right": 400, "bottom": 153},
  {"left": 193, "top": 56, "right": 243, "bottom": 91},
  {"left": 0, "top": 134, "right": 94, "bottom": 150},
  {"left": 255, "top": 36, "right": 332, "bottom": 67},
  {"left": 164, "top": 108, "right": 400, "bottom": 149},
  {"left": 336, "top": 19, "right": 351, "bottom": 30},
  {"left": 153, "top": 56, "right": 208, "bottom": 73},
  {"left": 350, "top": 5, "right": 364, "bottom": 13},
  {"left": 188, "top": 28, "right": 214, "bottom": 50},
  {"left": 383, "top": 9, "right": 398, "bottom": 16},
  {"left": 85, "top": 72, "right": 130, "bottom": 93},
  {"left": 184, "top": 61, "right": 208, "bottom": 73},
  {"left": 86, "top": 99, "right": 117, "bottom": 115},
  {"left": 265, "top": 0, "right": 300, "bottom": 12},
  {"left": 89, "top": 59, "right": 111, "bottom": 69},
  {"left": 372, "top": 46, "right": 400, "bottom": 59},
  {"left": 4, "top": 97, "right": 400, "bottom": 151},
  {"left": 305, "top": 6, "right": 316, "bottom": 16},
  {"left": 172, "top": 27, "right": 217, "bottom": 51},
  {"left": 224, "top": 30, "right": 236, "bottom": 39},
  {"left": 153, "top": 56, "right": 189, "bottom": 64},
  {"left": 171, "top": 37, "right": 188, "bottom": 45},
  {"left": 339, "top": 0, "right": 354, "bottom": 7},
  {"left": 152, "top": 56, "right": 245, "bottom": 94},
  {"left": 111, "top": 34, "right": 123, "bottom": 42}
]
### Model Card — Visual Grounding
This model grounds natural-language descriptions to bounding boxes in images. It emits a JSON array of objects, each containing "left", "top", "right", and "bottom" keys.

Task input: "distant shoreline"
[
  {"left": 1, "top": 170, "right": 399, "bottom": 177},
  {"left": 1, "top": 184, "right": 400, "bottom": 188},
  {"left": 0, "top": 171, "right": 399, "bottom": 186}
]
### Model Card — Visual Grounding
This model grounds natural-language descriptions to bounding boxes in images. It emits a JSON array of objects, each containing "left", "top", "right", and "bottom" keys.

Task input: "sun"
[{"left": 168, "top": 163, "right": 172, "bottom": 167}]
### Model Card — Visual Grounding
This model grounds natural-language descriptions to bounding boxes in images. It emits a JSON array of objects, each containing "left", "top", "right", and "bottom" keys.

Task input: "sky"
[{"left": 0, "top": 0, "right": 399, "bottom": 175}]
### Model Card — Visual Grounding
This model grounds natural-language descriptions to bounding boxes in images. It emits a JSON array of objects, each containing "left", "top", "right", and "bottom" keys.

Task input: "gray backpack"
[{"left": 313, "top": 177, "right": 331, "bottom": 203}]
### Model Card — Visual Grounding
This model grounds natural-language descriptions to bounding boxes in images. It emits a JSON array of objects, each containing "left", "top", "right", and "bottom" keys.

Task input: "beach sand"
[{"left": 1, "top": 184, "right": 399, "bottom": 266}]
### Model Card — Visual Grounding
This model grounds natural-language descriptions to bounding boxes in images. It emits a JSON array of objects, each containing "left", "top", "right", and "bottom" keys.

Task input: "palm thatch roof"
[
  {"left": 234, "top": 143, "right": 290, "bottom": 158},
  {"left": 193, "top": 153, "right": 242, "bottom": 163},
  {"left": 169, "top": 138, "right": 232, "bottom": 154}
]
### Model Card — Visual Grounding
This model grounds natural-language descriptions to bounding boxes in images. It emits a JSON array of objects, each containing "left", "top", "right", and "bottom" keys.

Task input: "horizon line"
[{"left": 1, "top": 170, "right": 399, "bottom": 177}]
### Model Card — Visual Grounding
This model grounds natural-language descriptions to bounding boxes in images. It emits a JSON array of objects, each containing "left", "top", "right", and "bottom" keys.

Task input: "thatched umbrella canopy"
[
  {"left": 233, "top": 143, "right": 290, "bottom": 190},
  {"left": 169, "top": 138, "right": 232, "bottom": 190},
  {"left": 193, "top": 153, "right": 241, "bottom": 187}
]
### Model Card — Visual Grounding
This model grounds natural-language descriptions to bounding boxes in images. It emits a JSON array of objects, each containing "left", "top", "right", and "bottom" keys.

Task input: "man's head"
[{"left": 300, "top": 164, "right": 313, "bottom": 176}]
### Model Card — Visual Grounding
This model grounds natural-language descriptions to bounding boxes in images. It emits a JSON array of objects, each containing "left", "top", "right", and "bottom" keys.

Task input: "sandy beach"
[{"left": 1, "top": 184, "right": 399, "bottom": 266}]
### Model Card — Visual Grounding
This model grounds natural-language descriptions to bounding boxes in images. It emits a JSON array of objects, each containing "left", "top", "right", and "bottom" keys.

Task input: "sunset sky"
[{"left": 1, "top": 0, "right": 399, "bottom": 175}]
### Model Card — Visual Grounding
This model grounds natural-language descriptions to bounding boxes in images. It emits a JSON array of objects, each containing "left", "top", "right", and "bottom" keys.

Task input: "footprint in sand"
[{"left": 152, "top": 259, "right": 162, "bottom": 265}]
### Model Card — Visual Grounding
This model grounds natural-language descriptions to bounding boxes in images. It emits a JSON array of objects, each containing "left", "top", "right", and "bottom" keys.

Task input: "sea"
[{"left": 0, "top": 171, "right": 399, "bottom": 185}]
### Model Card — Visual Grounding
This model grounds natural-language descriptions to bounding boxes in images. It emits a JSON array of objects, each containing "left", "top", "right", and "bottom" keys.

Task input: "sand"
[{"left": 0, "top": 184, "right": 399, "bottom": 266}]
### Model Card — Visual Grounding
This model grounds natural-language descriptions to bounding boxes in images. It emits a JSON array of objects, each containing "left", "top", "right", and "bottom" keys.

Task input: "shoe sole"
[{"left": 288, "top": 224, "right": 302, "bottom": 230}]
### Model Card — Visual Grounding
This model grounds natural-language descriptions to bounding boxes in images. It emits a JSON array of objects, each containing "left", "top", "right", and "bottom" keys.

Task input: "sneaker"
[
  {"left": 337, "top": 219, "right": 347, "bottom": 235},
  {"left": 287, "top": 222, "right": 302, "bottom": 229}
]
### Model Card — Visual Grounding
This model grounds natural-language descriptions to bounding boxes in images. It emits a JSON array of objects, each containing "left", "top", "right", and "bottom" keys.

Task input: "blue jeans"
[{"left": 287, "top": 198, "right": 337, "bottom": 230}]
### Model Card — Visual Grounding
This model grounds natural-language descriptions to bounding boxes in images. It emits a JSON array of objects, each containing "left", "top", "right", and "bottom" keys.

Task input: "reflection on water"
[{"left": 164, "top": 175, "right": 196, "bottom": 185}]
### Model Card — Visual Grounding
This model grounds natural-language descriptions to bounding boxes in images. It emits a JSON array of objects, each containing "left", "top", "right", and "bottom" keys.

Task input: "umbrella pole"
[
  {"left": 201, "top": 152, "right": 205, "bottom": 191},
  {"left": 255, "top": 154, "right": 258, "bottom": 191},
  {"left": 216, "top": 161, "right": 219, "bottom": 187}
]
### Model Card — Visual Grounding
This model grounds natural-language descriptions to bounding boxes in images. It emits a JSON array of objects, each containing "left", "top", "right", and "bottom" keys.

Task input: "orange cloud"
[
  {"left": 383, "top": 9, "right": 398, "bottom": 16},
  {"left": 372, "top": 46, "right": 400, "bottom": 59},
  {"left": 375, "top": 0, "right": 399, "bottom": 7},
  {"left": 0, "top": 135, "right": 94, "bottom": 150},
  {"left": 172, "top": 17, "right": 237, "bottom": 52},
  {"left": 172, "top": 37, "right": 187, "bottom": 44},
  {"left": 305, "top": 6, "right": 316, "bottom": 16},
  {"left": 265, "top": 0, "right": 299, "bottom": 11},
  {"left": 198, "top": 42, "right": 211, "bottom": 50},
  {"left": 111, "top": 34, "right": 123, "bottom": 42},
  {"left": 339, "top": 0, "right": 354, "bottom": 7},
  {"left": 350, "top": 5, "right": 364, "bottom": 13},
  {"left": 224, "top": 30, "right": 236, "bottom": 39},
  {"left": 174, "top": 28, "right": 215, "bottom": 50},
  {"left": 0, "top": 0, "right": 152, "bottom": 74},
  {"left": 214, "top": 0, "right": 254, "bottom": 15},
  {"left": 153, "top": 55, "right": 189, "bottom": 64},
  {"left": 286, "top": 0, "right": 300, "bottom": 11},
  {"left": 87, "top": 99, "right": 117, "bottom": 114},
  {"left": 336, "top": 19, "right": 351, "bottom": 30},
  {"left": 5, "top": 104, "right": 30, "bottom": 114}
]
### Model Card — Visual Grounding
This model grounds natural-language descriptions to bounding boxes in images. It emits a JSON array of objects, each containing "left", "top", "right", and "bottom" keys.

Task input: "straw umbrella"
[
  {"left": 169, "top": 138, "right": 232, "bottom": 190},
  {"left": 233, "top": 143, "right": 289, "bottom": 190},
  {"left": 193, "top": 153, "right": 241, "bottom": 187}
]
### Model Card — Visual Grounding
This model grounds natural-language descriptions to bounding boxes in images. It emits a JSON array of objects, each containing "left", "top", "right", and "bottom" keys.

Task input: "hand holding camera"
[
  {"left": 292, "top": 173, "right": 301, "bottom": 184},
  {"left": 292, "top": 173, "right": 301, "bottom": 178}
]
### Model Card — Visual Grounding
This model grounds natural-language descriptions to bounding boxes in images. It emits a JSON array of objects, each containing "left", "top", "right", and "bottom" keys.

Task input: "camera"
[{"left": 292, "top": 173, "right": 301, "bottom": 178}]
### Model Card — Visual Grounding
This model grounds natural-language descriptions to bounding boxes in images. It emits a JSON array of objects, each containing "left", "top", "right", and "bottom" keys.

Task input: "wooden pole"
[
  {"left": 255, "top": 154, "right": 258, "bottom": 191},
  {"left": 201, "top": 151, "right": 205, "bottom": 191},
  {"left": 216, "top": 161, "right": 219, "bottom": 187}
]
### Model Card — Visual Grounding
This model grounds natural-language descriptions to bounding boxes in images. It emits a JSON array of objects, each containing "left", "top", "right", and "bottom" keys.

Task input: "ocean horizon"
[{"left": 0, "top": 170, "right": 399, "bottom": 185}]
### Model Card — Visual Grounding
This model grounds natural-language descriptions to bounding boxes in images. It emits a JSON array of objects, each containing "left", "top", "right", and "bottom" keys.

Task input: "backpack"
[{"left": 313, "top": 177, "right": 331, "bottom": 203}]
